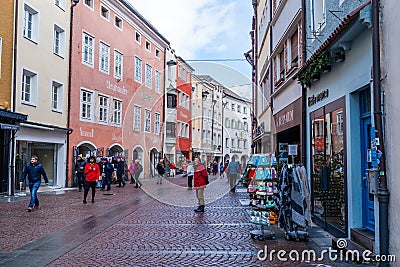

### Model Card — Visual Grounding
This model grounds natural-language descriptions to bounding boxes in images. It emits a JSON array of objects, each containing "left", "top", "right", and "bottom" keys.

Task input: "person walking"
[
  {"left": 156, "top": 159, "right": 165, "bottom": 184},
  {"left": 227, "top": 158, "right": 240, "bottom": 192},
  {"left": 19, "top": 155, "right": 49, "bottom": 212},
  {"left": 187, "top": 160, "right": 194, "bottom": 189},
  {"left": 116, "top": 157, "right": 126, "bottom": 187},
  {"left": 193, "top": 157, "right": 208, "bottom": 212},
  {"left": 181, "top": 160, "right": 188, "bottom": 177},
  {"left": 219, "top": 162, "right": 225, "bottom": 177},
  {"left": 99, "top": 157, "right": 113, "bottom": 191},
  {"left": 83, "top": 156, "right": 100, "bottom": 204},
  {"left": 74, "top": 154, "right": 86, "bottom": 192},
  {"left": 129, "top": 160, "right": 136, "bottom": 184},
  {"left": 133, "top": 159, "right": 143, "bottom": 188}
]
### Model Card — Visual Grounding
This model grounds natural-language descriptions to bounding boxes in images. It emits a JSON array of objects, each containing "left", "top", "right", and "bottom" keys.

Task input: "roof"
[{"left": 298, "top": 0, "right": 371, "bottom": 75}]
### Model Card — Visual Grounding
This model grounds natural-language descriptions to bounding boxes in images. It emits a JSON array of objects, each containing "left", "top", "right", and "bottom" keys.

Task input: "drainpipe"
[
  {"left": 66, "top": 0, "right": 79, "bottom": 188},
  {"left": 251, "top": 0, "right": 258, "bottom": 154},
  {"left": 301, "top": 0, "right": 307, "bottom": 165},
  {"left": 9, "top": 0, "right": 19, "bottom": 196},
  {"left": 372, "top": 0, "right": 389, "bottom": 264}
]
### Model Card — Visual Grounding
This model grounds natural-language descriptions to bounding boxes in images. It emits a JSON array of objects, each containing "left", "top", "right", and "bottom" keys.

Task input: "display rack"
[{"left": 244, "top": 154, "right": 278, "bottom": 241}]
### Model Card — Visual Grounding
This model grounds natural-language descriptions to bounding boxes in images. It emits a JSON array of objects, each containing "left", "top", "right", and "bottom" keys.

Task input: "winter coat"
[
  {"left": 129, "top": 163, "right": 135, "bottom": 174},
  {"left": 193, "top": 164, "right": 208, "bottom": 189},
  {"left": 156, "top": 162, "right": 165, "bottom": 175},
  {"left": 134, "top": 162, "right": 143, "bottom": 174},
  {"left": 84, "top": 163, "right": 100, "bottom": 182},
  {"left": 116, "top": 160, "right": 125, "bottom": 175},
  {"left": 75, "top": 159, "right": 86, "bottom": 173},
  {"left": 19, "top": 162, "right": 49, "bottom": 183},
  {"left": 227, "top": 161, "right": 240, "bottom": 175},
  {"left": 99, "top": 161, "right": 114, "bottom": 178}
]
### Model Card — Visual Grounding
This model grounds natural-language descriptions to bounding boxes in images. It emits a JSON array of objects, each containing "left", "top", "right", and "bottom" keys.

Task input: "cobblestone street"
[{"left": 0, "top": 175, "right": 365, "bottom": 266}]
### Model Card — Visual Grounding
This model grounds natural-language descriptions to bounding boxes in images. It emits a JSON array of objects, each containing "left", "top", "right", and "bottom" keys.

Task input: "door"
[{"left": 360, "top": 89, "right": 374, "bottom": 231}]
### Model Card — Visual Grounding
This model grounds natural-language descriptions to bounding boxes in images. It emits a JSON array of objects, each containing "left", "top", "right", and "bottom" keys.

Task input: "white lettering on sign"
[
  {"left": 106, "top": 80, "right": 128, "bottom": 95},
  {"left": 276, "top": 110, "right": 294, "bottom": 127},
  {"left": 80, "top": 127, "right": 94, "bottom": 137},
  {"left": 180, "top": 112, "right": 188, "bottom": 119},
  {"left": 112, "top": 133, "right": 122, "bottom": 142}
]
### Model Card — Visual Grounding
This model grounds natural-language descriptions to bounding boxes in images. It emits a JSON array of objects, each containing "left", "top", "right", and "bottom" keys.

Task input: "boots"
[{"left": 194, "top": 205, "right": 205, "bottom": 212}]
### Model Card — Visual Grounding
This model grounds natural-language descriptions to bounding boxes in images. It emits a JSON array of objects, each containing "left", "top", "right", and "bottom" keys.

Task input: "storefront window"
[{"left": 311, "top": 99, "right": 346, "bottom": 235}]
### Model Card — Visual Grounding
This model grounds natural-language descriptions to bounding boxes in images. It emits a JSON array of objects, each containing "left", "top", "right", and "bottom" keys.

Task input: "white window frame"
[
  {"left": 99, "top": 41, "right": 110, "bottom": 74},
  {"left": 155, "top": 70, "right": 161, "bottom": 93},
  {"left": 23, "top": 4, "right": 39, "bottom": 43},
  {"left": 135, "top": 56, "right": 142, "bottom": 83},
  {"left": 112, "top": 99, "right": 122, "bottom": 126},
  {"left": 100, "top": 5, "right": 109, "bottom": 21},
  {"left": 145, "top": 64, "right": 152, "bottom": 88},
  {"left": 21, "top": 68, "right": 38, "bottom": 106},
  {"left": 154, "top": 113, "right": 160, "bottom": 134},
  {"left": 80, "top": 88, "right": 94, "bottom": 121},
  {"left": 134, "top": 105, "right": 141, "bottom": 131},
  {"left": 51, "top": 81, "right": 63, "bottom": 112},
  {"left": 144, "top": 109, "right": 151, "bottom": 132},
  {"left": 114, "top": 16, "right": 123, "bottom": 30},
  {"left": 98, "top": 95, "right": 109, "bottom": 124},
  {"left": 114, "top": 50, "right": 123, "bottom": 79},
  {"left": 135, "top": 32, "right": 141, "bottom": 44},
  {"left": 155, "top": 49, "right": 160, "bottom": 58},
  {"left": 55, "top": 0, "right": 66, "bottom": 11},
  {"left": 84, "top": 0, "right": 94, "bottom": 10},
  {"left": 145, "top": 41, "right": 151, "bottom": 52},
  {"left": 310, "top": 0, "right": 326, "bottom": 33},
  {"left": 82, "top": 32, "right": 94, "bottom": 67},
  {"left": 337, "top": 112, "right": 344, "bottom": 135},
  {"left": 53, "top": 24, "right": 66, "bottom": 57}
]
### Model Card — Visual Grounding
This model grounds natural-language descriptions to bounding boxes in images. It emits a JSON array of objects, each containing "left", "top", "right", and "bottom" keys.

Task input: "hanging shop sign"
[
  {"left": 274, "top": 97, "right": 302, "bottom": 132},
  {"left": 308, "top": 89, "right": 329, "bottom": 107}
]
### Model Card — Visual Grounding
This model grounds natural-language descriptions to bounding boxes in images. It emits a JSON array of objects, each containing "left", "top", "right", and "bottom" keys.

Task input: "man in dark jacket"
[
  {"left": 19, "top": 155, "right": 49, "bottom": 212},
  {"left": 156, "top": 159, "right": 165, "bottom": 184},
  {"left": 116, "top": 157, "right": 126, "bottom": 187},
  {"left": 74, "top": 154, "right": 86, "bottom": 192},
  {"left": 99, "top": 157, "right": 114, "bottom": 191}
]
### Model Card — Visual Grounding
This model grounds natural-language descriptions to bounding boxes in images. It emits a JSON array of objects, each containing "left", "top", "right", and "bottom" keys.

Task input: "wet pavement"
[{"left": 0, "top": 175, "right": 370, "bottom": 266}]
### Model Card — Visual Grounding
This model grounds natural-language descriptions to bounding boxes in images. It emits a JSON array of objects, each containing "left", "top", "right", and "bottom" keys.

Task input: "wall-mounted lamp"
[
  {"left": 334, "top": 48, "right": 345, "bottom": 63},
  {"left": 192, "top": 86, "right": 195, "bottom": 92},
  {"left": 202, "top": 91, "right": 210, "bottom": 99},
  {"left": 167, "top": 60, "right": 177, "bottom": 66}
]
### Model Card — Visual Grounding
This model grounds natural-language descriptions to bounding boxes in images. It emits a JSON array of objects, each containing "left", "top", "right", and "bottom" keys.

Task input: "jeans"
[
  {"left": 76, "top": 172, "right": 85, "bottom": 190},
  {"left": 228, "top": 173, "right": 238, "bottom": 191},
  {"left": 187, "top": 175, "right": 193, "bottom": 188},
  {"left": 28, "top": 181, "right": 41, "bottom": 207},
  {"left": 157, "top": 173, "right": 163, "bottom": 184},
  {"left": 134, "top": 173, "right": 142, "bottom": 187},
  {"left": 101, "top": 176, "right": 111, "bottom": 190}
]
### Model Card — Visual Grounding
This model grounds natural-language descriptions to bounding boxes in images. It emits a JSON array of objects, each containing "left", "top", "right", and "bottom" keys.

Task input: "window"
[
  {"left": 231, "top": 103, "right": 235, "bottom": 111},
  {"left": 82, "top": 33, "right": 94, "bottom": 66},
  {"left": 167, "top": 94, "right": 177, "bottom": 108},
  {"left": 154, "top": 113, "right": 160, "bottom": 134},
  {"left": 23, "top": 4, "right": 39, "bottom": 42},
  {"left": 98, "top": 95, "right": 109, "bottom": 123},
  {"left": 100, "top": 6, "right": 109, "bottom": 20},
  {"left": 336, "top": 112, "right": 343, "bottom": 135},
  {"left": 243, "top": 106, "right": 247, "bottom": 114},
  {"left": 310, "top": 0, "right": 326, "bottom": 33},
  {"left": 135, "top": 32, "right": 141, "bottom": 43},
  {"left": 237, "top": 105, "right": 241, "bottom": 113},
  {"left": 244, "top": 140, "right": 248, "bottom": 149},
  {"left": 290, "top": 31, "right": 299, "bottom": 68},
  {"left": 55, "top": 0, "right": 66, "bottom": 10},
  {"left": 115, "top": 16, "right": 123, "bottom": 29},
  {"left": 155, "top": 71, "right": 161, "bottom": 93},
  {"left": 244, "top": 122, "right": 248, "bottom": 131},
  {"left": 145, "top": 64, "right": 152, "bottom": 88},
  {"left": 231, "top": 138, "right": 235, "bottom": 148},
  {"left": 225, "top": 118, "right": 230, "bottom": 128},
  {"left": 51, "top": 81, "right": 63, "bottom": 112},
  {"left": 21, "top": 69, "right": 37, "bottom": 105},
  {"left": 145, "top": 41, "right": 151, "bottom": 51},
  {"left": 166, "top": 122, "right": 175, "bottom": 137},
  {"left": 134, "top": 105, "right": 141, "bottom": 130},
  {"left": 53, "top": 25, "right": 65, "bottom": 57},
  {"left": 135, "top": 56, "right": 142, "bottom": 82},
  {"left": 279, "top": 50, "right": 285, "bottom": 79},
  {"left": 225, "top": 138, "right": 229, "bottom": 148},
  {"left": 112, "top": 99, "right": 122, "bottom": 125},
  {"left": 144, "top": 109, "right": 151, "bottom": 132},
  {"left": 84, "top": 0, "right": 93, "bottom": 9},
  {"left": 155, "top": 49, "right": 160, "bottom": 58},
  {"left": 114, "top": 50, "right": 123, "bottom": 79},
  {"left": 80, "top": 89, "right": 93, "bottom": 120},
  {"left": 99, "top": 42, "right": 110, "bottom": 73},
  {"left": 231, "top": 119, "right": 235, "bottom": 129}
]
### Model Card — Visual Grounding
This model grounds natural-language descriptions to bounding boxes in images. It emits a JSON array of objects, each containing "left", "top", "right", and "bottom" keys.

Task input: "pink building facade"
[{"left": 68, "top": 0, "right": 169, "bottom": 183}]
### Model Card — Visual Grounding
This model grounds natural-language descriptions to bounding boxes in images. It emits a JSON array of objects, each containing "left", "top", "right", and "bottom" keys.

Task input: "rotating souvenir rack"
[{"left": 244, "top": 154, "right": 278, "bottom": 241}]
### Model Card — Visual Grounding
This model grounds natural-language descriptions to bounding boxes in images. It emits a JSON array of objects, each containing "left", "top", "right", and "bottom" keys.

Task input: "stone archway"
[
  {"left": 149, "top": 148, "right": 159, "bottom": 178},
  {"left": 108, "top": 144, "right": 124, "bottom": 157},
  {"left": 132, "top": 146, "right": 144, "bottom": 178}
]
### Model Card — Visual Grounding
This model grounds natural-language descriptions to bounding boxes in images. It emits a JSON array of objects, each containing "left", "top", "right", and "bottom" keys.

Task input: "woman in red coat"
[
  {"left": 193, "top": 157, "right": 208, "bottom": 212},
  {"left": 83, "top": 156, "right": 100, "bottom": 204}
]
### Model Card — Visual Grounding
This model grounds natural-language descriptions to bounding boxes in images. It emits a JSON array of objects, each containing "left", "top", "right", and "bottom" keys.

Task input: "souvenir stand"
[
  {"left": 276, "top": 164, "right": 311, "bottom": 241},
  {"left": 243, "top": 154, "right": 279, "bottom": 241}
]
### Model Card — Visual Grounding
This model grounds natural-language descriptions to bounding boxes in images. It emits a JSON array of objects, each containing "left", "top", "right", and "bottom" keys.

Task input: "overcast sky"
[{"left": 127, "top": 0, "right": 253, "bottom": 98}]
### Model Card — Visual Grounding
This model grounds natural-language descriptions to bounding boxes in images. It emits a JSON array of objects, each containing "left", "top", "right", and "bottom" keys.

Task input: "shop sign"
[
  {"left": 273, "top": 98, "right": 302, "bottom": 132},
  {"left": 230, "top": 149, "right": 242, "bottom": 153},
  {"left": 276, "top": 110, "right": 294, "bottom": 128},
  {"left": 80, "top": 127, "right": 94, "bottom": 137},
  {"left": 0, "top": 123, "right": 19, "bottom": 130},
  {"left": 106, "top": 80, "right": 128, "bottom": 95},
  {"left": 308, "top": 89, "right": 329, "bottom": 107}
]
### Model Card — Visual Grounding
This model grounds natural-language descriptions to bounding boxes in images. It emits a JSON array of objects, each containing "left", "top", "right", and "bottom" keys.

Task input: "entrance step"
[
  {"left": 332, "top": 238, "right": 374, "bottom": 264},
  {"left": 350, "top": 228, "right": 375, "bottom": 251}
]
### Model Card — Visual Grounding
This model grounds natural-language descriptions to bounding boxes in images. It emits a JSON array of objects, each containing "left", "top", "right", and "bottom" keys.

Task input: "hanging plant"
[{"left": 298, "top": 51, "right": 331, "bottom": 86}]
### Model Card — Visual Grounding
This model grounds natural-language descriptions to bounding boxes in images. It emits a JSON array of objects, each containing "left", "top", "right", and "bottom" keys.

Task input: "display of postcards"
[
  {"left": 258, "top": 155, "right": 271, "bottom": 166},
  {"left": 264, "top": 168, "right": 271, "bottom": 180},
  {"left": 255, "top": 168, "right": 266, "bottom": 180},
  {"left": 247, "top": 155, "right": 259, "bottom": 166}
]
